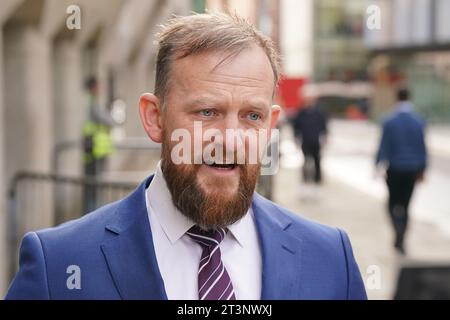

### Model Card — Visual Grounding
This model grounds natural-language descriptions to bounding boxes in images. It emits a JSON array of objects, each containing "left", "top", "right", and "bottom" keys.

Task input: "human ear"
[{"left": 139, "top": 93, "right": 163, "bottom": 143}]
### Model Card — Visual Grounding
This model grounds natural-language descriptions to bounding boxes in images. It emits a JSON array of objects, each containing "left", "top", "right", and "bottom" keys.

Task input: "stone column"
[
  {"left": 53, "top": 38, "right": 84, "bottom": 222},
  {"left": 53, "top": 38, "right": 83, "bottom": 176},
  {"left": 0, "top": 27, "right": 8, "bottom": 297},
  {"left": 3, "top": 25, "right": 54, "bottom": 252},
  {"left": 4, "top": 26, "right": 53, "bottom": 179}
]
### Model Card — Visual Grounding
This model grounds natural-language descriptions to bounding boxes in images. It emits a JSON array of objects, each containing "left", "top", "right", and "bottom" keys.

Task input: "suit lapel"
[
  {"left": 101, "top": 175, "right": 167, "bottom": 300},
  {"left": 252, "top": 193, "right": 303, "bottom": 299},
  {"left": 99, "top": 176, "right": 303, "bottom": 300}
]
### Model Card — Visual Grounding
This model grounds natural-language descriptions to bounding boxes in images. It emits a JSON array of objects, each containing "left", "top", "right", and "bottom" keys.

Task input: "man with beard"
[{"left": 6, "top": 13, "right": 366, "bottom": 300}]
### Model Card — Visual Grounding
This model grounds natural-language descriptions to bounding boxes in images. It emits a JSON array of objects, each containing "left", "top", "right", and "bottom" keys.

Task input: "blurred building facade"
[
  {"left": 366, "top": 0, "right": 450, "bottom": 123},
  {"left": 313, "top": 0, "right": 368, "bottom": 82},
  {"left": 0, "top": 0, "right": 192, "bottom": 296},
  {"left": 280, "top": 0, "right": 368, "bottom": 82}
]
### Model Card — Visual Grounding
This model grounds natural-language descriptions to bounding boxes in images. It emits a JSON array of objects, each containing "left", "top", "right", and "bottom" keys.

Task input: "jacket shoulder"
[
  {"left": 254, "top": 194, "right": 344, "bottom": 245},
  {"left": 35, "top": 200, "right": 122, "bottom": 252},
  {"left": 6, "top": 200, "right": 126, "bottom": 300},
  {"left": 253, "top": 194, "right": 367, "bottom": 299}
]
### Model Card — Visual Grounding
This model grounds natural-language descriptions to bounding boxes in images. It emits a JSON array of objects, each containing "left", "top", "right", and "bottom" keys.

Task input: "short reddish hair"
[{"left": 154, "top": 12, "right": 281, "bottom": 106}]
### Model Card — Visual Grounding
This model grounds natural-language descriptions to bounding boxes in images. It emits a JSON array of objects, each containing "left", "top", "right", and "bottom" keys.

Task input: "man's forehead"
[{"left": 172, "top": 46, "right": 275, "bottom": 88}]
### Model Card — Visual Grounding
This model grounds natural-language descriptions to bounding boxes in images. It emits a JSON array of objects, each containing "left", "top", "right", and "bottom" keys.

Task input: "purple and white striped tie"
[{"left": 187, "top": 225, "right": 236, "bottom": 300}]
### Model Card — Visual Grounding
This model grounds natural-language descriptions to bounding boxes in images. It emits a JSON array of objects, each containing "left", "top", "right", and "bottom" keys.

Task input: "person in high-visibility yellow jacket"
[
  {"left": 83, "top": 121, "right": 114, "bottom": 164},
  {"left": 83, "top": 76, "right": 115, "bottom": 164},
  {"left": 83, "top": 76, "right": 115, "bottom": 212}
]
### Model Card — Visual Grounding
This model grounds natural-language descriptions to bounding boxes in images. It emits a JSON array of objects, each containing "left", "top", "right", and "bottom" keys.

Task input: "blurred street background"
[{"left": 1, "top": 0, "right": 450, "bottom": 299}]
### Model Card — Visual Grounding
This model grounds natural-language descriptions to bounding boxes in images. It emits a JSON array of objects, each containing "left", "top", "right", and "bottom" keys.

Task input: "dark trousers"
[
  {"left": 301, "top": 142, "right": 322, "bottom": 183},
  {"left": 83, "top": 158, "right": 106, "bottom": 214},
  {"left": 386, "top": 169, "right": 420, "bottom": 247}
]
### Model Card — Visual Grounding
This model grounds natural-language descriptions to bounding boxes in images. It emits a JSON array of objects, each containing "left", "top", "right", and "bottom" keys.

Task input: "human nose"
[{"left": 217, "top": 114, "right": 245, "bottom": 160}]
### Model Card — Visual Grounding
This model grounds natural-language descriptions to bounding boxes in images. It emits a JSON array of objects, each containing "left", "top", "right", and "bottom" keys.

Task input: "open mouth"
[{"left": 205, "top": 162, "right": 237, "bottom": 170}]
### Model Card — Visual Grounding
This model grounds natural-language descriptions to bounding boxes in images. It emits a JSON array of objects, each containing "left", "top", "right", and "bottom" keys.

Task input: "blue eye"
[
  {"left": 248, "top": 112, "right": 261, "bottom": 121},
  {"left": 200, "top": 109, "right": 214, "bottom": 117}
]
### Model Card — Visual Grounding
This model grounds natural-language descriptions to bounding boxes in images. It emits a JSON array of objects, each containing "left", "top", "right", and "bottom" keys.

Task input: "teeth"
[{"left": 207, "top": 163, "right": 236, "bottom": 169}]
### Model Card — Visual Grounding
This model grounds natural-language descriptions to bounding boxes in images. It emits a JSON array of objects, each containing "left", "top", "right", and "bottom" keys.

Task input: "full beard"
[{"left": 160, "top": 136, "right": 260, "bottom": 230}]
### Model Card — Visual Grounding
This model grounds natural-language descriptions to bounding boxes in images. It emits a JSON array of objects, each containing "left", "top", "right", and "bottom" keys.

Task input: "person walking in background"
[
  {"left": 376, "top": 88, "right": 427, "bottom": 255},
  {"left": 293, "top": 84, "right": 328, "bottom": 185}
]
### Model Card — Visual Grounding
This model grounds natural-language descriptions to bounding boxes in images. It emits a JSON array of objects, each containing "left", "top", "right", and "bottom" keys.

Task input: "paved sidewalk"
[
  {"left": 322, "top": 120, "right": 450, "bottom": 236},
  {"left": 274, "top": 122, "right": 450, "bottom": 300}
]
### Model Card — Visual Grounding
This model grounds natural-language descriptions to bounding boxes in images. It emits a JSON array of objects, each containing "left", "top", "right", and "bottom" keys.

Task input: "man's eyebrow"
[
  {"left": 183, "top": 96, "right": 270, "bottom": 109},
  {"left": 184, "top": 97, "right": 223, "bottom": 107},
  {"left": 242, "top": 99, "right": 270, "bottom": 110}
]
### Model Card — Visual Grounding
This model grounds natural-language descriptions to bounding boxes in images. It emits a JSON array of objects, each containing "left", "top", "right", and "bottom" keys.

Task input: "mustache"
[{"left": 196, "top": 146, "right": 256, "bottom": 166}]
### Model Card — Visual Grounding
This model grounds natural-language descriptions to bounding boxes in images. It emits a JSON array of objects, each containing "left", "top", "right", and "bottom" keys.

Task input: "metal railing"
[
  {"left": 7, "top": 171, "right": 138, "bottom": 281},
  {"left": 52, "top": 138, "right": 161, "bottom": 174}
]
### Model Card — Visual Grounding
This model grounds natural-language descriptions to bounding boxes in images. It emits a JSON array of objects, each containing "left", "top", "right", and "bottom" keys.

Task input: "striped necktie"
[{"left": 187, "top": 225, "right": 236, "bottom": 300}]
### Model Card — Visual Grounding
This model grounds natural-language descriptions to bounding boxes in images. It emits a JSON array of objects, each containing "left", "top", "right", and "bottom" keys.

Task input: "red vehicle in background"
[
  {"left": 277, "top": 77, "right": 305, "bottom": 116},
  {"left": 278, "top": 76, "right": 373, "bottom": 120}
]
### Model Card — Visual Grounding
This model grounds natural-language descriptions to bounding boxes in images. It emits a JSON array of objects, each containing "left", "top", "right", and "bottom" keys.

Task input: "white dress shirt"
[{"left": 145, "top": 162, "right": 262, "bottom": 300}]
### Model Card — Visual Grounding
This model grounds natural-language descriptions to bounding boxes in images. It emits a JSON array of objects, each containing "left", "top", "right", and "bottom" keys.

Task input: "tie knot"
[{"left": 187, "top": 225, "right": 227, "bottom": 248}]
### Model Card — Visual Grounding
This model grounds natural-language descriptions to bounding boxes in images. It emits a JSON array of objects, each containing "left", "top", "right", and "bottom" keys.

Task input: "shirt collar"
[
  {"left": 396, "top": 101, "right": 413, "bottom": 113},
  {"left": 146, "top": 161, "right": 252, "bottom": 247},
  {"left": 227, "top": 208, "right": 253, "bottom": 248},
  {"left": 146, "top": 161, "right": 195, "bottom": 244}
]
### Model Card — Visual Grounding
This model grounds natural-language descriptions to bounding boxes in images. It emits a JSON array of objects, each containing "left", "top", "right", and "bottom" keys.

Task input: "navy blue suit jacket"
[
  {"left": 5, "top": 175, "right": 367, "bottom": 300},
  {"left": 376, "top": 107, "right": 427, "bottom": 171}
]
